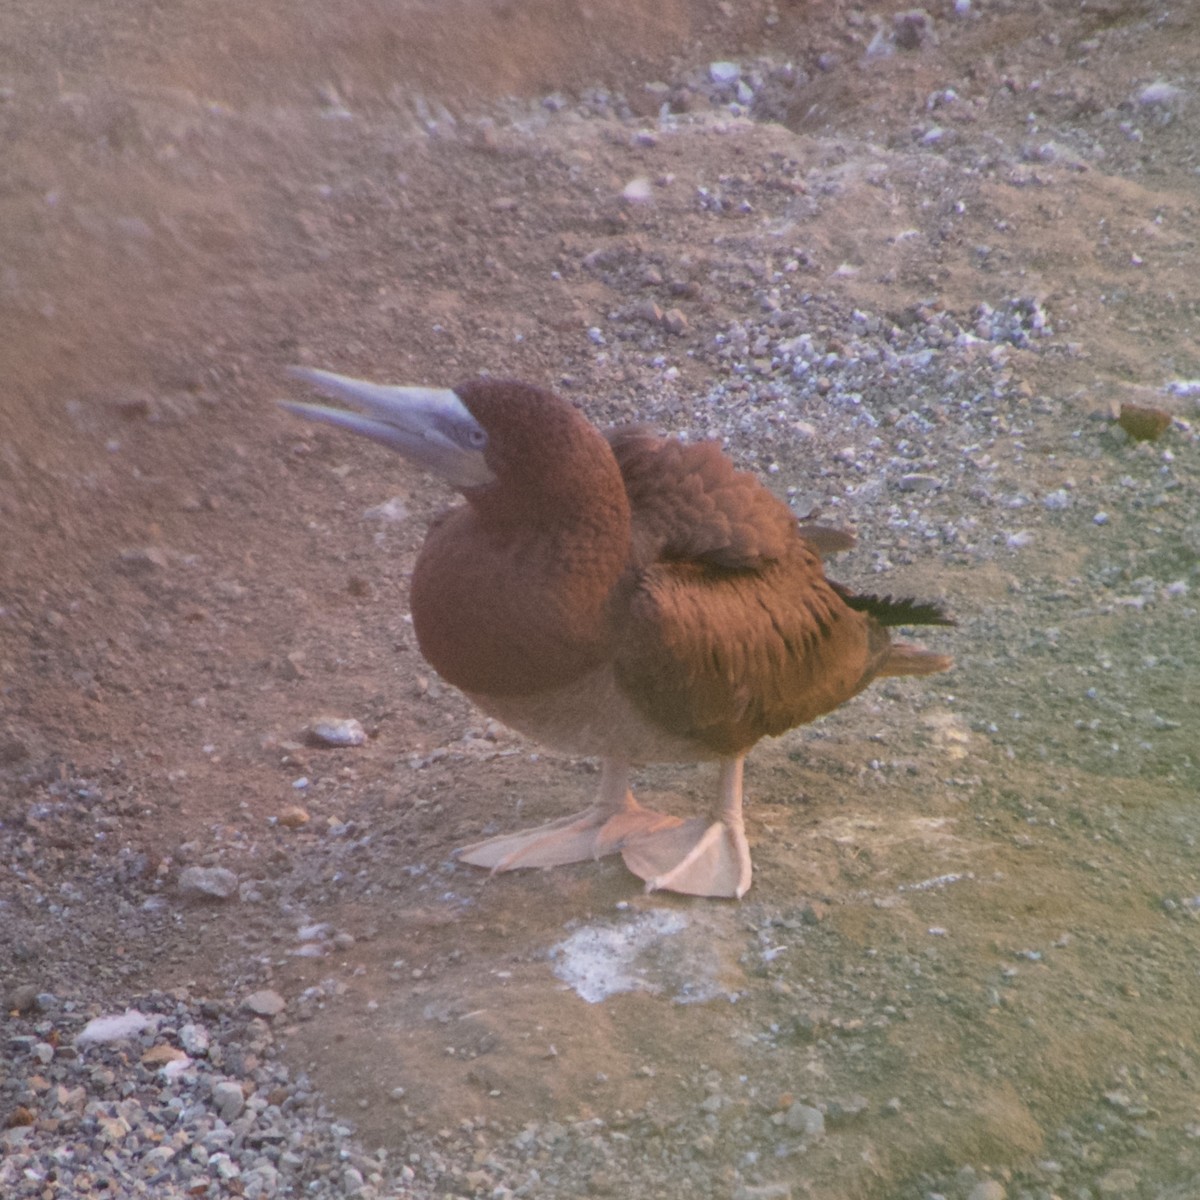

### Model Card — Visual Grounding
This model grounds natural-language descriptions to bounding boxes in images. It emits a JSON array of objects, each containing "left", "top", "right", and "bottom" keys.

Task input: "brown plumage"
[{"left": 282, "top": 371, "right": 953, "bottom": 897}]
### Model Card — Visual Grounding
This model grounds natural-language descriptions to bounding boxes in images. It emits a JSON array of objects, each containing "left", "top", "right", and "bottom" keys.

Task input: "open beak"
[{"left": 280, "top": 367, "right": 495, "bottom": 489}]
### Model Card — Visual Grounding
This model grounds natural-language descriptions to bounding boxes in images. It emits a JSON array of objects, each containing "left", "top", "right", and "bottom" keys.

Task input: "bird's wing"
[
  {"left": 608, "top": 428, "right": 798, "bottom": 569},
  {"left": 607, "top": 429, "right": 887, "bottom": 755},
  {"left": 614, "top": 554, "right": 885, "bottom": 757}
]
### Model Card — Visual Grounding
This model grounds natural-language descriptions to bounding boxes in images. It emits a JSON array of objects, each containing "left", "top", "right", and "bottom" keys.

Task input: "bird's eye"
[{"left": 467, "top": 427, "right": 488, "bottom": 449}]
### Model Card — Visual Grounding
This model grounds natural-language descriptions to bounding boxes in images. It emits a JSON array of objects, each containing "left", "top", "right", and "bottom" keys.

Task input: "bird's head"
[{"left": 281, "top": 369, "right": 623, "bottom": 517}]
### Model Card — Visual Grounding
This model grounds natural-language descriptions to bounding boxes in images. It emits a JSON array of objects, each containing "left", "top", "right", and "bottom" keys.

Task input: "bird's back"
[{"left": 608, "top": 429, "right": 945, "bottom": 756}]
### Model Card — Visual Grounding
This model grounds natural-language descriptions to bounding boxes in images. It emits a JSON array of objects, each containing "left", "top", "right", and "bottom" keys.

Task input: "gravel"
[
  {"left": 1, "top": 991, "right": 397, "bottom": 1200},
  {"left": 4, "top": 7, "right": 1200, "bottom": 1200}
]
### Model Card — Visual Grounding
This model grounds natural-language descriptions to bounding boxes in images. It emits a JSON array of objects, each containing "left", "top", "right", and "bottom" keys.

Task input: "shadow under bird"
[{"left": 282, "top": 369, "right": 954, "bottom": 898}]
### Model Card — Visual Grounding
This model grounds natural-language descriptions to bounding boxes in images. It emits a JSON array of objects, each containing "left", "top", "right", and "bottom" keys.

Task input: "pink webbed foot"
[
  {"left": 618, "top": 756, "right": 752, "bottom": 899},
  {"left": 456, "top": 759, "right": 681, "bottom": 874}
]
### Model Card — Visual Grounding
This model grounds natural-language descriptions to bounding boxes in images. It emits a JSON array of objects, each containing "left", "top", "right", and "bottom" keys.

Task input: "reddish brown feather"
[
  {"left": 608, "top": 429, "right": 796, "bottom": 569},
  {"left": 411, "top": 386, "right": 950, "bottom": 756},
  {"left": 412, "top": 381, "right": 631, "bottom": 698},
  {"left": 614, "top": 554, "right": 881, "bottom": 755}
]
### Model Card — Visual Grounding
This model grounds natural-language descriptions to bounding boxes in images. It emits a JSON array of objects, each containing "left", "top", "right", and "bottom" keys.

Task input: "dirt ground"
[{"left": 3, "top": 1, "right": 1200, "bottom": 1197}]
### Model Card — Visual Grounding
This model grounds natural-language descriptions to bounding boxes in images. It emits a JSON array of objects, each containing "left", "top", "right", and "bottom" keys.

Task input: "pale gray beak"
[{"left": 281, "top": 367, "right": 495, "bottom": 489}]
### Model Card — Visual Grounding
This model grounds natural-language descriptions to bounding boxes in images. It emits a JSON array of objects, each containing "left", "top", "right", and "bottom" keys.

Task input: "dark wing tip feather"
[{"left": 831, "top": 582, "right": 956, "bottom": 627}]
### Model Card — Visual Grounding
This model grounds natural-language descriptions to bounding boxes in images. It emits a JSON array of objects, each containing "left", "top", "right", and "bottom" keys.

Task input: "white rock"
[
  {"left": 210, "top": 1152, "right": 240, "bottom": 1181},
  {"left": 76, "top": 1009, "right": 153, "bottom": 1046},
  {"left": 162, "top": 1057, "right": 192, "bottom": 1081},
  {"left": 709, "top": 61, "right": 741, "bottom": 86},
  {"left": 178, "top": 865, "right": 239, "bottom": 900},
  {"left": 1137, "top": 81, "right": 1183, "bottom": 106},
  {"left": 621, "top": 176, "right": 654, "bottom": 205},
  {"left": 309, "top": 716, "right": 366, "bottom": 747},
  {"left": 179, "top": 1022, "right": 211, "bottom": 1056}
]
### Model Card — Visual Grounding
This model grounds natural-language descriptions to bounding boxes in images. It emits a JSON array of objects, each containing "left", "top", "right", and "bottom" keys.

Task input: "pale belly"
[{"left": 466, "top": 664, "right": 721, "bottom": 765}]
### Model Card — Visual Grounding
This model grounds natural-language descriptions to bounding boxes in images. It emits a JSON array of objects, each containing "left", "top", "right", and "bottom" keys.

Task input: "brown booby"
[{"left": 282, "top": 369, "right": 953, "bottom": 898}]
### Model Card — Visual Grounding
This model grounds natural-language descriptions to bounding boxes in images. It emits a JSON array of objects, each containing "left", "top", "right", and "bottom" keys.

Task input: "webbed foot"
[
  {"left": 458, "top": 803, "right": 682, "bottom": 872},
  {"left": 620, "top": 817, "right": 752, "bottom": 899}
]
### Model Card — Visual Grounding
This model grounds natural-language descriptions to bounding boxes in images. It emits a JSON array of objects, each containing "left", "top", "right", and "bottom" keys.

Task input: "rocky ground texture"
[{"left": 2, "top": 1, "right": 1199, "bottom": 1198}]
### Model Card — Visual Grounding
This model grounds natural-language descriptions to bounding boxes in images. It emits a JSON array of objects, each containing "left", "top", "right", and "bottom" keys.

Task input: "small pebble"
[
  {"left": 1096, "top": 1167, "right": 1139, "bottom": 1195},
  {"left": 178, "top": 865, "right": 240, "bottom": 900},
  {"left": 967, "top": 1183, "right": 1006, "bottom": 1200},
  {"left": 621, "top": 176, "right": 654, "bottom": 205},
  {"left": 783, "top": 1102, "right": 825, "bottom": 1138},
  {"left": 309, "top": 717, "right": 367, "bottom": 747},
  {"left": 633, "top": 299, "right": 664, "bottom": 325},
  {"left": 893, "top": 9, "right": 934, "bottom": 51},
  {"left": 896, "top": 473, "right": 940, "bottom": 493},
  {"left": 242, "top": 989, "right": 286, "bottom": 1017},
  {"left": 7, "top": 983, "right": 41, "bottom": 1013},
  {"left": 180, "top": 1022, "right": 211, "bottom": 1055},
  {"left": 662, "top": 308, "right": 689, "bottom": 335},
  {"left": 1117, "top": 403, "right": 1171, "bottom": 441},
  {"left": 211, "top": 1079, "right": 246, "bottom": 1121}
]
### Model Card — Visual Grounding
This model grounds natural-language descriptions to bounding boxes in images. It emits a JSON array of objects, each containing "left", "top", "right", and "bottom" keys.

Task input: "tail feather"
[
  {"left": 797, "top": 523, "right": 857, "bottom": 558},
  {"left": 878, "top": 643, "right": 954, "bottom": 678}
]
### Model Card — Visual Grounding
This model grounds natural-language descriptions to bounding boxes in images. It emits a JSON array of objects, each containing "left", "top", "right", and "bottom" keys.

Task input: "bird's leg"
[
  {"left": 456, "top": 758, "right": 683, "bottom": 873},
  {"left": 620, "top": 756, "right": 753, "bottom": 899}
]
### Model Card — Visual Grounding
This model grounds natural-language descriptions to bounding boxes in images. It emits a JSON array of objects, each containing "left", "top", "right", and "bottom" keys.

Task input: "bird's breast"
[{"left": 411, "top": 505, "right": 627, "bottom": 698}]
